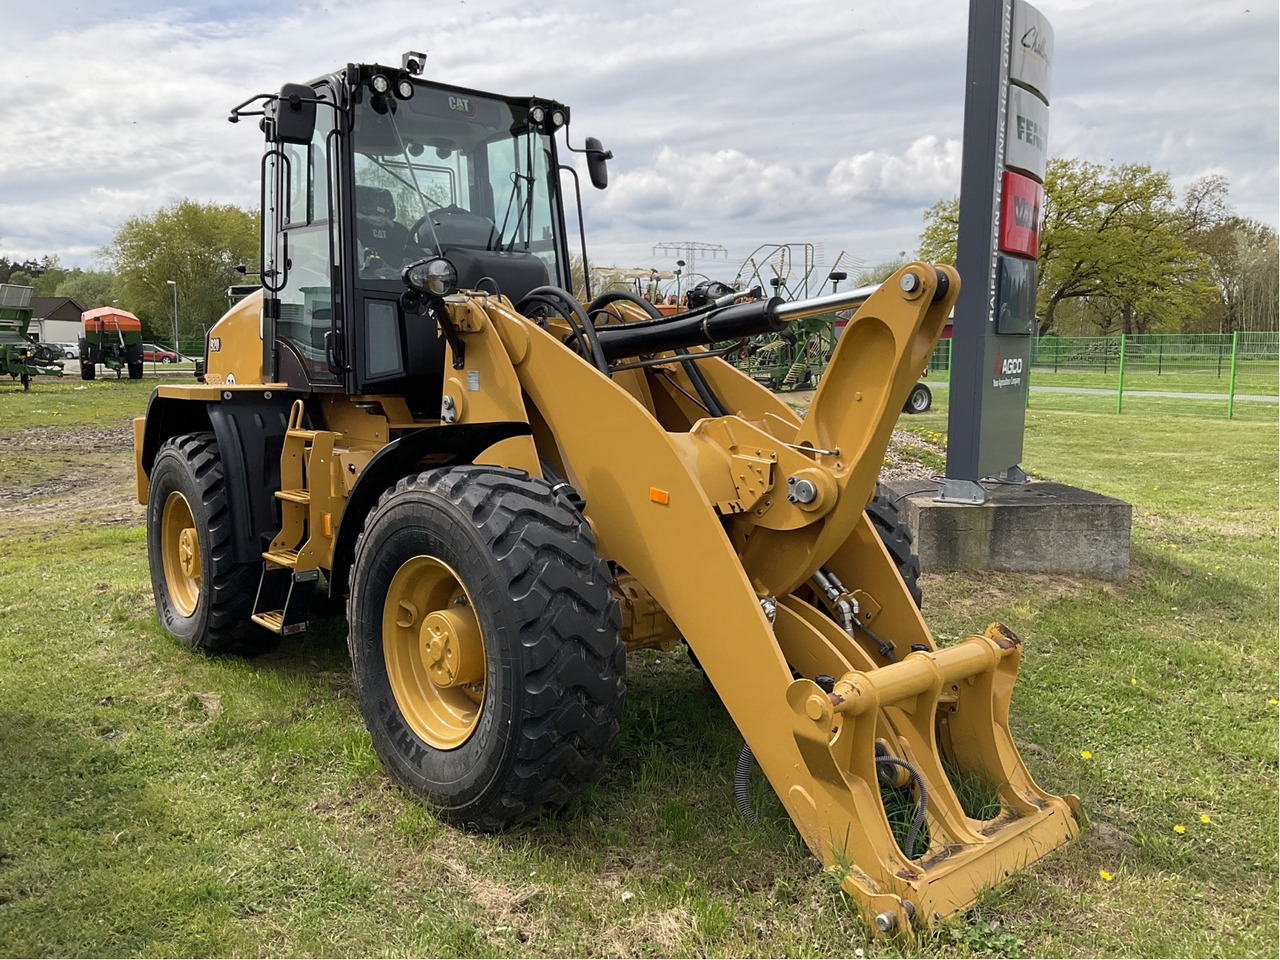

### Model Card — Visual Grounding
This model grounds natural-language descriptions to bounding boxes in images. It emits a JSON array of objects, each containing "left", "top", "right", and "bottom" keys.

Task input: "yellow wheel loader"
[{"left": 134, "top": 54, "right": 1079, "bottom": 934}]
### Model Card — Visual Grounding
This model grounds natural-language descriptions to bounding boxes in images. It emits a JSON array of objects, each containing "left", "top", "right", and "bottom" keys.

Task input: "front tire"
[
  {"left": 348, "top": 466, "right": 626, "bottom": 830},
  {"left": 867, "top": 487, "right": 923, "bottom": 607},
  {"left": 128, "top": 361, "right": 144, "bottom": 380},
  {"left": 146, "top": 433, "right": 267, "bottom": 655},
  {"left": 80, "top": 362, "right": 95, "bottom": 381}
]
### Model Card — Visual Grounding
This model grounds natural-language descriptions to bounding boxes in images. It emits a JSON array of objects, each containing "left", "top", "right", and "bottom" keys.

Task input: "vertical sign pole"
[
  {"left": 942, "top": 0, "right": 1012, "bottom": 504},
  {"left": 940, "top": 0, "right": 1053, "bottom": 503}
]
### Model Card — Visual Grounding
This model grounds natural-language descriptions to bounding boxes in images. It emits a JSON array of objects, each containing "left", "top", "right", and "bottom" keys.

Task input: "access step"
[{"left": 251, "top": 566, "right": 320, "bottom": 636}]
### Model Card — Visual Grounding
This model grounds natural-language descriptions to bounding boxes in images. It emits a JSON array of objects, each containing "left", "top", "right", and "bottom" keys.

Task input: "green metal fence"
[{"left": 925, "top": 332, "right": 1277, "bottom": 418}]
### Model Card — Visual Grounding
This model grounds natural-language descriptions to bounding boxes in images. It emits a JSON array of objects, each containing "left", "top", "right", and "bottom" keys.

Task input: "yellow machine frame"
[{"left": 136, "top": 262, "right": 1079, "bottom": 933}]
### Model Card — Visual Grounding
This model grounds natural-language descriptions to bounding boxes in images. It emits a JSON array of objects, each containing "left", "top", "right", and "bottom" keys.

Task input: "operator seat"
[{"left": 355, "top": 185, "right": 409, "bottom": 271}]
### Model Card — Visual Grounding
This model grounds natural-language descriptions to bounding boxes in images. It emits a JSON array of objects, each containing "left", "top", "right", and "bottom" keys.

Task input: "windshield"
[{"left": 352, "top": 85, "right": 562, "bottom": 283}]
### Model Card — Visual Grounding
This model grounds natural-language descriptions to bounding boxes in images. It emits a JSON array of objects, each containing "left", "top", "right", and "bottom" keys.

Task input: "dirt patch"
[{"left": 0, "top": 423, "right": 142, "bottom": 527}]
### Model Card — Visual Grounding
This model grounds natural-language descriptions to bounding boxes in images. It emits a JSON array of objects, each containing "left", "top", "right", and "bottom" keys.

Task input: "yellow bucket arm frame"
[{"left": 435, "top": 262, "right": 1078, "bottom": 932}]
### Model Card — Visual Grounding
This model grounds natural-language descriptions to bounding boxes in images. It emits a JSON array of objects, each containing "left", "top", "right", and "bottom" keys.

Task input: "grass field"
[{"left": 0, "top": 375, "right": 1276, "bottom": 958}]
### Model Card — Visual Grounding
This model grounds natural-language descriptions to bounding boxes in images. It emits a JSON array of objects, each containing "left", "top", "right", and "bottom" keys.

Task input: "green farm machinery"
[
  {"left": 729, "top": 244, "right": 855, "bottom": 390},
  {"left": 0, "top": 284, "right": 65, "bottom": 389}
]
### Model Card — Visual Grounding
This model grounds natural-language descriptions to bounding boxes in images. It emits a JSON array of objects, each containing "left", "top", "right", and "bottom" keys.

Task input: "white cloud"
[
  {"left": 827, "top": 136, "right": 963, "bottom": 205},
  {"left": 0, "top": 0, "right": 1275, "bottom": 273}
]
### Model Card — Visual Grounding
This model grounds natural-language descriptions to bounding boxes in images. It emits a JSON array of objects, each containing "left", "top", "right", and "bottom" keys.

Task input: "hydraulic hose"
[
  {"left": 735, "top": 741, "right": 756, "bottom": 824},
  {"left": 875, "top": 755, "right": 929, "bottom": 859},
  {"left": 588, "top": 289, "right": 729, "bottom": 416},
  {"left": 592, "top": 296, "right": 784, "bottom": 362},
  {"left": 517, "top": 286, "right": 609, "bottom": 374}
]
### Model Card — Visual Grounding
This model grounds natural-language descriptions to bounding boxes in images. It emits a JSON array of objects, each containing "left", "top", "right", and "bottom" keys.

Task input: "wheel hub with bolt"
[{"left": 383, "top": 555, "right": 486, "bottom": 750}]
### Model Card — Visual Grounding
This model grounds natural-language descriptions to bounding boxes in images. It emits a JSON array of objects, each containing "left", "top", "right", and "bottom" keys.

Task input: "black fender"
[
  {"left": 328, "top": 420, "right": 533, "bottom": 598},
  {"left": 140, "top": 390, "right": 294, "bottom": 564}
]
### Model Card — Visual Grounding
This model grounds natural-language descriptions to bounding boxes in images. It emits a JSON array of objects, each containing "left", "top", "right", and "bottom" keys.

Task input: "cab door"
[{"left": 264, "top": 87, "right": 341, "bottom": 389}]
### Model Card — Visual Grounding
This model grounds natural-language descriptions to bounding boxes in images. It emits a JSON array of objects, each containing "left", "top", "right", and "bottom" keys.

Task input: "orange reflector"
[
  {"left": 323, "top": 513, "right": 332, "bottom": 536},
  {"left": 649, "top": 487, "right": 669, "bottom": 505}
]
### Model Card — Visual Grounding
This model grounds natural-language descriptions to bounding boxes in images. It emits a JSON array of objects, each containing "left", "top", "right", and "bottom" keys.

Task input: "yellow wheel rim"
[
  {"left": 383, "top": 556, "right": 486, "bottom": 750},
  {"left": 160, "top": 491, "right": 200, "bottom": 618}
]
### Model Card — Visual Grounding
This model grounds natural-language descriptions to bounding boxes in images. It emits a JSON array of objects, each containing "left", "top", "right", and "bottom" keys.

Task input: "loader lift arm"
[{"left": 437, "top": 262, "right": 1079, "bottom": 933}]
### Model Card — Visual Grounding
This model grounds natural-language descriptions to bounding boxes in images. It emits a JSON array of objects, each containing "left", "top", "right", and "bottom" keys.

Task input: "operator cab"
[{"left": 240, "top": 55, "right": 609, "bottom": 416}]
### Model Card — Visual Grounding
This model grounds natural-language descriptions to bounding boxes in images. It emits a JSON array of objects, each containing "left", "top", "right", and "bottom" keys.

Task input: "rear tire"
[
  {"left": 866, "top": 486, "right": 923, "bottom": 607},
  {"left": 147, "top": 433, "right": 268, "bottom": 655},
  {"left": 348, "top": 466, "right": 626, "bottom": 829}
]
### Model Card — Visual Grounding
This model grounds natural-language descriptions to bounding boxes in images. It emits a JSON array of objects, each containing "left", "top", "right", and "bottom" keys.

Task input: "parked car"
[
  {"left": 52, "top": 341, "right": 79, "bottom": 359},
  {"left": 142, "top": 343, "right": 178, "bottom": 363}
]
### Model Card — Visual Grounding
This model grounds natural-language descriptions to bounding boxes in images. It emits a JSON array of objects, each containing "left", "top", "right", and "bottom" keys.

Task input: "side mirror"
[
  {"left": 270, "top": 83, "right": 317, "bottom": 145},
  {"left": 584, "top": 137, "right": 612, "bottom": 190}
]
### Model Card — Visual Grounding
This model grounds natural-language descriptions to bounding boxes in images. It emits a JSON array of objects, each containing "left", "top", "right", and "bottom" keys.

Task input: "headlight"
[
  {"left": 529, "top": 105, "right": 546, "bottom": 125},
  {"left": 403, "top": 257, "right": 458, "bottom": 298},
  {"left": 396, "top": 78, "right": 414, "bottom": 100},
  {"left": 369, "top": 74, "right": 391, "bottom": 95}
]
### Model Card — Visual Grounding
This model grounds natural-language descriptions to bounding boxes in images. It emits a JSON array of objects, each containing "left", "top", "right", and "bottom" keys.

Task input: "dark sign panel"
[{"left": 996, "top": 254, "right": 1037, "bottom": 334}]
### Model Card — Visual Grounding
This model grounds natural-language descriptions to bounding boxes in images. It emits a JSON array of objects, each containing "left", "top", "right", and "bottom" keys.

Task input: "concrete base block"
[{"left": 880, "top": 479, "right": 1132, "bottom": 580}]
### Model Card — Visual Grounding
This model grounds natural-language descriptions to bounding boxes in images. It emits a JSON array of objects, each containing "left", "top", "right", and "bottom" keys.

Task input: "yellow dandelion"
[
  {"left": 1130, "top": 678, "right": 1137, "bottom": 685},
  {"left": 1269, "top": 699, "right": 1278, "bottom": 706},
  {"left": 1099, "top": 870, "right": 1113, "bottom": 881},
  {"left": 1200, "top": 814, "right": 1211, "bottom": 824},
  {"left": 1080, "top": 750, "right": 1093, "bottom": 759},
  {"left": 1173, "top": 824, "right": 1185, "bottom": 834}
]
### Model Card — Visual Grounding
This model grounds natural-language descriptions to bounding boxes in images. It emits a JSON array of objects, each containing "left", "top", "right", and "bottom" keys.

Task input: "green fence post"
[
  {"left": 1227, "top": 330, "right": 1239, "bottom": 419},
  {"left": 1218, "top": 335, "right": 1225, "bottom": 377},
  {"left": 1157, "top": 339, "right": 1163, "bottom": 376},
  {"left": 1115, "top": 334, "right": 1126, "bottom": 413}
]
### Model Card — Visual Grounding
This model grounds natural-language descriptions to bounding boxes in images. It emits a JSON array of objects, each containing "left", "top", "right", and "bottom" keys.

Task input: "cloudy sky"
[{"left": 1, "top": 0, "right": 1276, "bottom": 283}]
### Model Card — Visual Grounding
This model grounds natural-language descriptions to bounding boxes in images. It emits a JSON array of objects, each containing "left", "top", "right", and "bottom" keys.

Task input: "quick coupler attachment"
[{"left": 787, "top": 623, "right": 1080, "bottom": 935}]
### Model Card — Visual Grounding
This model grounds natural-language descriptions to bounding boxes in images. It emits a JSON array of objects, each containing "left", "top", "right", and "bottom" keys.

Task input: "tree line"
[
  {"left": 4, "top": 160, "right": 1275, "bottom": 345},
  {"left": 917, "top": 159, "right": 1278, "bottom": 337},
  {"left": 1, "top": 200, "right": 257, "bottom": 347}
]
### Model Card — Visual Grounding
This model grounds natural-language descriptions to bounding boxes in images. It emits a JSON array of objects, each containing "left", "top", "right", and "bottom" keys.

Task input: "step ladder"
[{"left": 251, "top": 399, "right": 336, "bottom": 635}]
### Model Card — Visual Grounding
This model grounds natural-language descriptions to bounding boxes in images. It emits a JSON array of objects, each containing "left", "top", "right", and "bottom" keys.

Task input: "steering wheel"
[
  {"left": 405, "top": 206, "right": 451, "bottom": 250},
  {"left": 405, "top": 205, "right": 500, "bottom": 252}
]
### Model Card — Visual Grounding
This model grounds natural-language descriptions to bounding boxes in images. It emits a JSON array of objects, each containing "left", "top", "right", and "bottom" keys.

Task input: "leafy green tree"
[
  {"left": 54, "top": 269, "right": 117, "bottom": 310},
  {"left": 29, "top": 255, "right": 69, "bottom": 296},
  {"left": 1040, "top": 160, "right": 1215, "bottom": 334},
  {"left": 919, "top": 159, "right": 1217, "bottom": 336},
  {"left": 106, "top": 200, "right": 259, "bottom": 344},
  {"left": 0, "top": 255, "right": 67, "bottom": 295},
  {"left": 917, "top": 197, "right": 958, "bottom": 265},
  {"left": 1182, "top": 175, "right": 1279, "bottom": 333}
]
